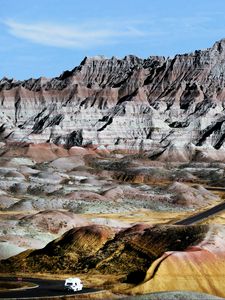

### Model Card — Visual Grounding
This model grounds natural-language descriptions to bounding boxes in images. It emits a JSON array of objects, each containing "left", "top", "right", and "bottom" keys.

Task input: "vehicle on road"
[{"left": 64, "top": 277, "right": 83, "bottom": 292}]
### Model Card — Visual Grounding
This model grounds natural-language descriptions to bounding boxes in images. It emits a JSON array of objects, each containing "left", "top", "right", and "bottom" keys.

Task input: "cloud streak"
[
  {"left": 4, "top": 19, "right": 146, "bottom": 49},
  {"left": 2, "top": 13, "right": 221, "bottom": 53}
]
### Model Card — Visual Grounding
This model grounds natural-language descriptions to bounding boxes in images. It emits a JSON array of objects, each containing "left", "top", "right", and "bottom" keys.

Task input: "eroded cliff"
[{"left": 1, "top": 39, "right": 225, "bottom": 161}]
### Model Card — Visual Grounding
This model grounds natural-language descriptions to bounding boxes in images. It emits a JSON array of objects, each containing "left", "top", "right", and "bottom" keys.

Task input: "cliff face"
[{"left": 1, "top": 39, "right": 225, "bottom": 161}]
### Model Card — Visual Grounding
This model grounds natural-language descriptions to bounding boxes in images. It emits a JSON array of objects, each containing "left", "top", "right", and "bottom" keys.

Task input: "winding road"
[
  {"left": 0, "top": 277, "right": 98, "bottom": 299},
  {"left": 175, "top": 200, "right": 225, "bottom": 225}
]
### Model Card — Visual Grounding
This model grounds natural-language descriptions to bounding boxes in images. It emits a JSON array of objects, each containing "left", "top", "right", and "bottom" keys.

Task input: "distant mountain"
[{"left": 1, "top": 39, "right": 225, "bottom": 162}]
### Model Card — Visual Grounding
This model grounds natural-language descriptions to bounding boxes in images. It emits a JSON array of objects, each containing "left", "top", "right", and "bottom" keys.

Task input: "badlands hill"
[
  {"left": 0, "top": 224, "right": 207, "bottom": 275},
  {"left": 2, "top": 224, "right": 225, "bottom": 298},
  {"left": 1, "top": 39, "right": 225, "bottom": 161}
]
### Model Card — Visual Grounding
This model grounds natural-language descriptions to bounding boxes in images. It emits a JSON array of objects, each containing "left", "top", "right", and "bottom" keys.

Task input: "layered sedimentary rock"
[
  {"left": 1, "top": 39, "right": 225, "bottom": 161},
  {"left": 130, "top": 225, "right": 225, "bottom": 298},
  {"left": 2, "top": 224, "right": 225, "bottom": 298},
  {"left": 0, "top": 224, "right": 207, "bottom": 276}
]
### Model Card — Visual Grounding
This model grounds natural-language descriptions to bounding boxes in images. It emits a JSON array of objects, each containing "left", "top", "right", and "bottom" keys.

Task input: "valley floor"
[{"left": 1, "top": 144, "right": 225, "bottom": 299}]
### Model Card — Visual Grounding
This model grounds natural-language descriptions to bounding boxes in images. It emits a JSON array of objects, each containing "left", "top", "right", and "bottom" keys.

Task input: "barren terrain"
[
  {"left": 0, "top": 143, "right": 225, "bottom": 299},
  {"left": 1, "top": 39, "right": 225, "bottom": 299}
]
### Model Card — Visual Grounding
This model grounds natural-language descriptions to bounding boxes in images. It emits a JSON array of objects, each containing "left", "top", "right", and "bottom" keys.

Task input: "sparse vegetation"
[
  {"left": 0, "top": 281, "right": 36, "bottom": 291},
  {"left": 0, "top": 224, "right": 208, "bottom": 282},
  {"left": 0, "top": 145, "right": 225, "bottom": 298}
]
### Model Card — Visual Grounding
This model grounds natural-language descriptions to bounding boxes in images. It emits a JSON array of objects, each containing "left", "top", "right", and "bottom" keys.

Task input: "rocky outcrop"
[
  {"left": 129, "top": 225, "right": 225, "bottom": 298},
  {"left": 1, "top": 39, "right": 225, "bottom": 161},
  {"left": 0, "top": 224, "right": 207, "bottom": 276},
  {"left": 4, "top": 224, "right": 225, "bottom": 298}
]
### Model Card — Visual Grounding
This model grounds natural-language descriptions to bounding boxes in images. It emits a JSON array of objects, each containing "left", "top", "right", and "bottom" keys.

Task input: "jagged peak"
[
  {"left": 211, "top": 38, "right": 225, "bottom": 54},
  {"left": 80, "top": 55, "right": 108, "bottom": 65},
  {"left": 80, "top": 54, "right": 142, "bottom": 66},
  {"left": 123, "top": 54, "right": 142, "bottom": 61},
  {"left": 0, "top": 77, "right": 17, "bottom": 83},
  {"left": 1, "top": 37, "right": 225, "bottom": 92}
]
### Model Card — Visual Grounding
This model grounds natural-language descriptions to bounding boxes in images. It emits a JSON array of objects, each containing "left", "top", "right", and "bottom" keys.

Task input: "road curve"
[
  {"left": 0, "top": 277, "right": 98, "bottom": 299},
  {"left": 175, "top": 201, "right": 225, "bottom": 225}
]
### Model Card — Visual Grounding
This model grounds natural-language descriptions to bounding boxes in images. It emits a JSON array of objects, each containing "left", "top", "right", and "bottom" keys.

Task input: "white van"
[{"left": 64, "top": 277, "right": 83, "bottom": 292}]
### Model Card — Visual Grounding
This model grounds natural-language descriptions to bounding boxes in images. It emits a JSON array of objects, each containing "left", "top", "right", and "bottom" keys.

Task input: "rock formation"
[
  {"left": 129, "top": 225, "right": 225, "bottom": 298},
  {"left": 0, "top": 224, "right": 207, "bottom": 277},
  {"left": 3, "top": 224, "right": 225, "bottom": 298},
  {"left": 1, "top": 39, "right": 225, "bottom": 161}
]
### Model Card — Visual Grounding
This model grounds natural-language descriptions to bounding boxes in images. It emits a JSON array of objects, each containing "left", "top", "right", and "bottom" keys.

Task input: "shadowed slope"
[{"left": 0, "top": 224, "right": 207, "bottom": 278}]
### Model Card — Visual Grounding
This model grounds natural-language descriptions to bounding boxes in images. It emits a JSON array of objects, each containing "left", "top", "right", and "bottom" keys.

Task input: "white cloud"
[{"left": 4, "top": 19, "right": 146, "bottom": 49}]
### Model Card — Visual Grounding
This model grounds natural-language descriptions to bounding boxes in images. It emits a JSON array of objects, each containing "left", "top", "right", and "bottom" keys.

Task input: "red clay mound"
[
  {"left": 26, "top": 143, "right": 69, "bottom": 163},
  {"left": 19, "top": 209, "right": 91, "bottom": 234}
]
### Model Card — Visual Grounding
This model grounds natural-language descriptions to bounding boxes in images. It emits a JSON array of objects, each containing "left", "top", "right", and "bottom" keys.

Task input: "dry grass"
[
  {"left": 0, "top": 280, "right": 36, "bottom": 291},
  {"left": 82, "top": 208, "right": 210, "bottom": 226},
  {"left": 199, "top": 211, "right": 225, "bottom": 225}
]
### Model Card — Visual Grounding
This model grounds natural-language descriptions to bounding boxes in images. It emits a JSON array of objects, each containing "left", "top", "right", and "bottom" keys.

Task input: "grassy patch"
[{"left": 0, "top": 281, "right": 36, "bottom": 291}]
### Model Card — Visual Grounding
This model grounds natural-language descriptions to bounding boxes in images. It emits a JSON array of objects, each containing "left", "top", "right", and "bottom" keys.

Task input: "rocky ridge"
[
  {"left": 0, "top": 223, "right": 207, "bottom": 277},
  {"left": 2, "top": 224, "right": 225, "bottom": 298},
  {"left": 1, "top": 39, "right": 225, "bottom": 161}
]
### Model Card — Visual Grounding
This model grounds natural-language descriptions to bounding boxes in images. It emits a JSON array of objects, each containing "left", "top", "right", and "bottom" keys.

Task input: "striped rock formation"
[{"left": 1, "top": 39, "right": 225, "bottom": 161}]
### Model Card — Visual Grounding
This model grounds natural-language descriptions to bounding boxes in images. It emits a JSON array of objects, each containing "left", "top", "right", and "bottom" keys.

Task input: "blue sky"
[{"left": 0, "top": 0, "right": 225, "bottom": 80}]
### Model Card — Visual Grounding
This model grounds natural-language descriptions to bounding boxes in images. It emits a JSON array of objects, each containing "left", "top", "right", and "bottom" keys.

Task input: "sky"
[{"left": 0, "top": 0, "right": 225, "bottom": 80}]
